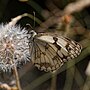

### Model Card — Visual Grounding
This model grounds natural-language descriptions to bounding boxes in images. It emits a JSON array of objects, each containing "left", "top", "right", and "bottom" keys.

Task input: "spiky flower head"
[{"left": 0, "top": 24, "right": 30, "bottom": 72}]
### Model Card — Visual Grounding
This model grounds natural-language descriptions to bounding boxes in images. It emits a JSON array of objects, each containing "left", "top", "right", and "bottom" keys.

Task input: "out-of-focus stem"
[{"left": 50, "top": 71, "right": 57, "bottom": 90}]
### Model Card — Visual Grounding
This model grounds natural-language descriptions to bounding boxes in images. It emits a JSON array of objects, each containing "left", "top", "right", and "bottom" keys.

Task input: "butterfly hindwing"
[{"left": 30, "top": 38, "right": 63, "bottom": 72}]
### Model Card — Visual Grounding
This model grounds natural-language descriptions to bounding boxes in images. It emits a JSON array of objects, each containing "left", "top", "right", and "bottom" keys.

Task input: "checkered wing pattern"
[{"left": 30, "top": 33, "right": 82, "bottom": 72}]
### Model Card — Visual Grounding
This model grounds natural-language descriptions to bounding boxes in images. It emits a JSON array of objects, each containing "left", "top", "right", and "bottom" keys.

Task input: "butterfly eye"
[{"left": 30, "top": 31, "right": 34, "bottom": 35}]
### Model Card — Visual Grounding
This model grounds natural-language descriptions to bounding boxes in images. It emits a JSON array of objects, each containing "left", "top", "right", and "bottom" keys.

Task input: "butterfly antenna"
[
  {"left": 33, "top": 11, "right": 35, "bottom": 28},
  {"left": 26, "top": 23, "right": 33, "bottom": 30}
]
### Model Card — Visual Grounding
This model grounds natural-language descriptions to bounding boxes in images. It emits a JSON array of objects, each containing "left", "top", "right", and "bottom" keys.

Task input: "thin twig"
[{"left": 63, "top": 0, "right": 90, "bottom": 15}]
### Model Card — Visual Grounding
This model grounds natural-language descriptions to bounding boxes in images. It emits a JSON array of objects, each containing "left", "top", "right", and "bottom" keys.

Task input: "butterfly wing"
[{"left": 30, "top": 34, "right": 82, "bottom": 72}]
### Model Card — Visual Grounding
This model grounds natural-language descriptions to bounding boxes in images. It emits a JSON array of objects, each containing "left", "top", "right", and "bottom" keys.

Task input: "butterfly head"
[{"left": 29, "top": 30, "right": 37, "bottom": 38}]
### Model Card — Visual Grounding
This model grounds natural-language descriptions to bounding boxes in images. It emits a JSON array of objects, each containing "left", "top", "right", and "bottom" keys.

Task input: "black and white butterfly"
[{"left": 29, "top": 30, "right": 82, "bottom": 72}]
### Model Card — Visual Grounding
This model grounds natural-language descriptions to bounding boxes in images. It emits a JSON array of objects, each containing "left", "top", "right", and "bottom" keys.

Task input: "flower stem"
[{"left": 13, "top": 64, "right": 22, "bottom": 90}]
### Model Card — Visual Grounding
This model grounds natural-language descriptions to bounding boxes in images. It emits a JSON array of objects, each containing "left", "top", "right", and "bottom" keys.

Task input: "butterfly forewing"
[{"left": 30, "top": 32, "right": 82, "bottom": 72}]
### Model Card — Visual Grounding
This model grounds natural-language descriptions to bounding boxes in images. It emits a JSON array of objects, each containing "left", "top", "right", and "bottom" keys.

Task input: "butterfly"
[{"left": 28, "top": 30, "right": 82, "bottom": 72}]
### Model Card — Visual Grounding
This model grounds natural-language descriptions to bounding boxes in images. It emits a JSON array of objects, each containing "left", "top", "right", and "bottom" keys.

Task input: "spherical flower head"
[{"left": 0, "top": 24, "right": 30, "bottom": 72}]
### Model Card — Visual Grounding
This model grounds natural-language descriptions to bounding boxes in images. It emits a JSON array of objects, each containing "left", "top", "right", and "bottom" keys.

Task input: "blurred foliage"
[{"left": 0, "top": 0, "right": 90, "bottom": 90}]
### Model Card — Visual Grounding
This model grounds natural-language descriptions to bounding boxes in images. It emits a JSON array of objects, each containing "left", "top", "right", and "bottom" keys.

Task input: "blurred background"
[{"left": 0, "top": 0, "right": 90, "bottom": 90}]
